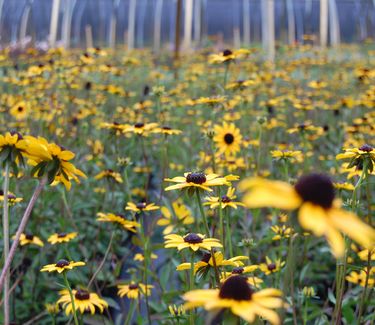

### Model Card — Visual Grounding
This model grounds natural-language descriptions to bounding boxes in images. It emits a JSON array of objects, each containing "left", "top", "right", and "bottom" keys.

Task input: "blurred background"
[{"left": 0, "top": 0, "right": 374, "bottom": 50}]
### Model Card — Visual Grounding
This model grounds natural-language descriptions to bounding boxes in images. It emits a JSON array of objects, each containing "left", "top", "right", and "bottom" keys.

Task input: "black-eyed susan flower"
[
  {"left": 204, "top": 187, "right": 245, "bottom": 210},
  {"left": 0, "top": 191, "right": 22, "bottom": 205},
  {"left": 164, "top": 233, "right": 222, "bottom": 252},
  {"left": 10, "top": 101, "right": 29, "bottom": 120},
  {"left": 157, "top": 200, "right": 194, "bottom": 234},
  {"left": 57, "top": 289, "right": 108, "bottom": 315},
  {"left": 213, "top": 122, "right": 242, "bottom": 157},
  {"left": 271, "top": 150, "right": 303, "bottom": 162},
  {"left": 97, "top": 212, "right": 140, "bottom": 232},
  {"left": 346, "top": 267, "right": 374, "bottom": 288},
  {"left": 259, "top": 257, "right": 285, "bottom": 275},
  {"left": 45, "top": 302, "right": 60, "bottom": 315},
  {"left": 177, "top": 251, "right": 248, "bottom": 274},
  {"left": 21, "top": 136, "right": 86, "bottom": 190},
  {"left": 336, "top": 144, "right": 375, "bottom": 173},
  {"left": 17, "top": 233, "right": 44, "bottom": 247},
  {"left": 134, "top": 253, "right": 158, "bottom": 262},
  {"left": 125, "top": 201, "right": 160, "bottom": 213},
  {"left": 302, "top": 287, "right": 317, "bottom": 297},
  {"left": 220, "top": 272, "right": 263, "bottom": 287},
  {"left": 239, "top": 174, "right": 375, "bottom": 257},
  {"left": 152, "top": 126, "right": 182, "bottom": 136},
  {"left": 0, "top": 132, "right": 27, "bottom": 171},
  {"left": 123, "top": 122, "right": 158, "bottom": 136},
  {"left": 40, "top": 259, "right": 85, "bottom": 273},
  {"left": 164, "top": 172, "right": 229, "bottom": 192},
  {"left": 270, "top": 225, "right": 294, "bottom": 241},
  {"left": 168, "top": 304, "right": 186, "bottom": 317},
  {"left": 183, "top": 275, "right": 285, "bottom": 324},
  {"left": 94, "top": 169, "right": 123, "bottom": 183},
  {"left": 47, "top": 232, "right": 78, "bottom": 244},
  {"left": 117, "top": 282, "right": 153, "bottom": 299}
]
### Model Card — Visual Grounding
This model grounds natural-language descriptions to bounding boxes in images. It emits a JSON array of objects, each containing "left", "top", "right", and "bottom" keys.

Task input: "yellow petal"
[
  {"left": 326, "top": 226, "right": 345, "bottom": 258},
  {"left": 298, "top": 203, "right": 329, "bottom": 236},
  {"left": 240, "top": 178, "right": 301, "bottom": 210}
]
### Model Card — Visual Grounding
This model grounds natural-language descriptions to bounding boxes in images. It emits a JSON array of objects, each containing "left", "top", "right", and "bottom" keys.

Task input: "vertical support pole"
[
  {"left": 320, "top": 0, "right": 328, "bottom": 48},
  {"left": 85, "top": 24, "right": 93, "bottom": 49},
  {"left": 174, "top": 0, "right": 182, "bottom": 60},
  {"left": 266, "top": 0, "right": 275, "bottom": 62},
  {"left": 154, "top": 0, "right": 163, "bottom": 52},
  {"left": 243, "top": 0, "right": 250, "bottom": 45},
  {"left": 128, "top": 0, "right": 136, "bottom": 50},
  {"left": 183, "top": 0, "right": 193, "bottom": 51},
  {"left": 329, "top": 0, "right": 340, "bottom": 47},
  {"left": 286, "top": 0, "right": 295, "bottom": 45},
  {"left": 49, "top": 0, "right": 61, "bottom": 47},
  {"left": 193, "top": 0, "right": 201, "bottom": 45}
]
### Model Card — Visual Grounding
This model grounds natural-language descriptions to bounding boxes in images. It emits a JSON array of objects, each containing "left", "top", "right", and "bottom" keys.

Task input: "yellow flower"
[
  {"left": 123, "top": 122, "right": 158, "bottom": 136},
  {"left": 40, "top": 259, "right": 85, "bottom": 273},
  {"left": 10, "top": 101, "right": 30, "bottom": 120},
  {"left": 152, "top": 126, "right": 182, "bottom": 135},
  {"left": 21, "top": 136, "right": 86, "bottom": 190},
  {"left": 168, "top": 304, "right": 185, "bottom": 316},
  {"left": 183, "top": 275, "right": 285, "bottom": 325},
  {"left": 239, "top": 174, "right": 375, "bottom": 257},
  {"left": 0, "top": 191, "right": 22, "bottom": 205},
  {"left": 125, "top": 201, "right": 160, "bottom": 213},
  {"left": 259, "top": 257, "right": 285, "bottom": 275},
  {"left": 270, "top": 150, "right": 303, "bottom": 162},
  {"left": 164, "top": 172, "right": 229, "bottom": 192},
  {"left": 346, "top": 267, "right": 374, "bottom": 288},
  {"left": 157, "top": 200, "right": 194, "bottom": 234},
  {"left": 336, "top": 144, "right": 375, "bottom": 173},
  {"left": 0, "top": 132, "right": 28, "bottom": 169},
  {"left": 97, "top": 212, "right": 140, "bottom": 232},
  {"left": 94, "top": 169, "right": 123, "bottom": 183},
  {"left": 302, "top": 287, "right": 316, "bottom": 297},
  {"left": 16, "top": 233, "right": 44, "bottom": 247},
  {"left": 57, "top": 289, "right": 108, "bottom": 315},
  {"left": 270, "top": 225, "right": 293, "bottom": 241},
  {"left": 204, "top": 187, "right": 245, "bottom": 210},
  {"left": 45, "top": 303, "right": 60, "bottom": 314},
  {"left": 47, "top": 232, "right": 78, "bottom": 244},
  {"left": 176, "top": 251, "right": 249, "bottom": 274},
  {"left": 134, "top": 253, "right": 158, "bottom": 262},
  {"left": 117, "top": 282, "right": 154, "bottom": 299},
  {"left": 308, "top": 80, "right": 327, "bottom": 89},
  {"left": 164, "top": 233, "right": 222, "bottom": 252},
  {"left": 213, "top": 122, "right": 242, "bottom": 157}
]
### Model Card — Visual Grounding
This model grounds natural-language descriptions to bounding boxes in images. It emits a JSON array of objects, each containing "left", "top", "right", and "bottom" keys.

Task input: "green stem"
[
  {"left": 62, "top": 272, "right": 79, "bottom": 325},
  {"left": 256, "top": 126, "right": 263, "bottom": 175},
  {"left": 124, "top": 299, "right": 135, "bottom": 325},
  {"left": 225, "top": 208, "right": 233, "bottom": 257},
  {"left": 2, "top": 163, "right": 10, "bottom": 325},
  {"left": 189, "top": 251, "right": 195, "bottom": 325},
  {"left": 196, "top": 191, "right": 210, "bottom": 236}
]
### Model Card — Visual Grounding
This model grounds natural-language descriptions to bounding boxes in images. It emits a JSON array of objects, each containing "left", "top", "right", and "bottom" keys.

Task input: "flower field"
[{"left": 0, "top": 44, "right": 374, "bottom": 324}]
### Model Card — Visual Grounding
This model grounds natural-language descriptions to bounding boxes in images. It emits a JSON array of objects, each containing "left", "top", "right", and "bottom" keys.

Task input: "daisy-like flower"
[
  {"left": 94, "top": 169, "right": 123, "bottom": 183},
  {"left": 168, "top": 304, "right": 186, "bottom": 316},
  {"left": 208, "top": 49, "right": 236, "bottom": 64},
  {"left": 21, "top": 136, "right": 86, "bottom": 190},
  {"left": 123, "top": 122, "right": 158, "bottom": 136},
  {"left": 213, "top": 122, "right": 242, "bottom": 157},
  {"left": 47, "top": 232, "right": 78, "bottom": 244},
  {"left": 346, "top": 267, "right": 374, "bottom": 288},
  {"left": 40, "top": 259, "right": 85, "bottom": 273},
  {"left": 270, "top": 150, "right": 303, "bottom": 162},
  {"left": 239, "top": 173, "right": 375, "bottom": 257},
  {"left": 176, "top": 251, "right": 248, "bottom": 274},
  {"left": 164, "top": 172, "right": 229, "bottom": 192},
  {"left": 204, "top": 187, "right": 245, "bottom": 210},
  {"left": 117, "top": 282, "right": 154, "bottom": 299},
  {"left": 164, "top": 233, "right": 222, "bottom": 252},
  {"left": 0, "top": 190, "right": 22, "bottom": 205},
  {"left": 9, "top": 101, "right": 30, "bottom": 120},
  {"left": 270, "top": 225, "right": 294, "bottom": 241},
  {"left": 157, "top": 200, "right": 194, "bottom": 234},
  {"left": 57, "top": 289, "right": 108, "bottom": 315},
  {"left": 134, "top": 253, "right": 158, "bottom": 262},
  {"left": 152, "top": 126, "right": 182, "bottom": 136},
  {"left": 97, "top": 212, "right": 140, "bottom": 232},
  {"left": 17, "top": 233, "right": 44, "bottom": 247},
  {"left": 0, "top": 131, "right": 28, "bottom": 171},
  {"left": 183, "top": 275, "right": 285, "bottom": 325},
  {"left": 259, "top": 257, "right": 285, "bottom": 275},
  {"left": 336, "top": 144, "right": 375, "bottom": 173},
  {"left": 125, "top": 201, "right": 160, "bottom": 213}
]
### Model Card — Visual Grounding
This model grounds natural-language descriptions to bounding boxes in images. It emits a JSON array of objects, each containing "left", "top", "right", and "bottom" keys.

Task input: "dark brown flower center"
[
  {"left": 224, "top": 133, "right": 235, "bottom": 145},
  {"left": 219, "top": 276, "right": 253, "bottom": 301},
  {"left": 134, "top": 123, "right": 144, "bottom": 128},
  {"left": 267, "top": 263, "right": 276, "bottom": 271},
  {"left": 186, "top": 172, "right": 206, "bottom": 184},
  {"left": 55, "top": 259, "right": 70, "bottom": 268},
  {"left": 136, "top": 202, "right": 147, "bottom": 210},
  {"left": 201, "top": 252, "right": 212, "bottom": 263},
  {"left": 184, "top": 233, "right": 203, "bottom": 244},
  {"left": 25, "top": 234, "right": 34, "bottom": 240},
  {"left": 57, "top": 233, "right": 67, "bottom": 238},
  {"left": 359, "top": 144, "right": 373, "bottom": 152},
  {"left": 129, "top": 284, "right": 139, "bottom": 290},
  {"left": 75, "top": 290, "right": 90, "bottom": 300},
  {"left": 223, "top": 49, "right": 233, "bottom": 57},
  {"left": 162, "top": 126, "right": 171, "bottom": 130},
  {"left": 294, "top": 174, "right": 335, "bottom": 209},
  {"left": 232, "top": 267, "right": 244, "bottom": 274},
  {"left": 221, "top": 195, "right": 231, "bottom": 203}
]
